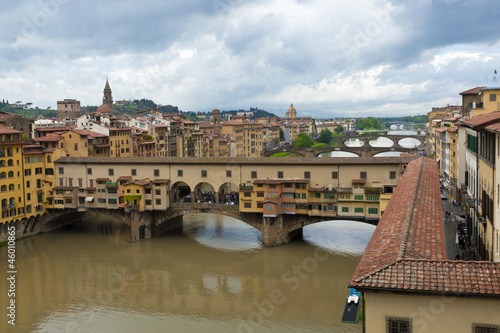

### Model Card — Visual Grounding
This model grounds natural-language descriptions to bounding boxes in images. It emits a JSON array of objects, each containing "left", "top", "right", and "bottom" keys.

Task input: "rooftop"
[
  {"left": 459, "top": 111, "right": 500, "bottom": 129},
  {"left": 349, "top": 157, "right": 500, "bottom": 297},
  {"left": 459, "top": 86, "right": 485, "bottom": 95},
  {"left": 55, "top": 156, "right": 419, "bottom": 166}
]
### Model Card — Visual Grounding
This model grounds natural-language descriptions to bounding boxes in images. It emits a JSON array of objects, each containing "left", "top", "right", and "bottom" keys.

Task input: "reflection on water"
[
  {"left": 0, "top": 214, "right": 374, "bottom": 333},
  {"left": 398, "top": 138, "right": 421, "bottom": 148},
  {"left": 318, "top": 151, "right": 359, "bottom": 157},
  {"left": 374, "top": 151, "right": 403, "bottom": 157},
  {"left": 368, "top": 137, "right": 393, "bottom": 147},
  {"left": 344, "top": 138, "right": 364, "bottom": 147}
]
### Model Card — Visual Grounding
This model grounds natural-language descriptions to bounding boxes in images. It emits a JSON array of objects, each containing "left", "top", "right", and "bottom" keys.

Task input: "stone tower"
[
  {"left": 212, "top": 109, "right": 221, "bottom": 136},
  {"left": 97, "top": 79, "right": 114, "bottom": 113}
]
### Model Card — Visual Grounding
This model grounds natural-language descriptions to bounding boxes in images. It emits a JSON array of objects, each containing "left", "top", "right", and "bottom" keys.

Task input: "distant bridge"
[{"left": 265, "top": 134, "right": 425, "bottom": 157}]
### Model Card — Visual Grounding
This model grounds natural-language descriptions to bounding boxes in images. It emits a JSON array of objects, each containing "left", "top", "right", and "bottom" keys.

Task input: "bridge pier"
[{"left": 261, "top": 215, "right": 304, "bottom": 247}]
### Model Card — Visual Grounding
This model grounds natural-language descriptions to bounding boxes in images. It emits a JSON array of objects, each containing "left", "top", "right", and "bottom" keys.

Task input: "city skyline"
[{"left": 1, "top": 1, "right": 500, "bottom": 117}]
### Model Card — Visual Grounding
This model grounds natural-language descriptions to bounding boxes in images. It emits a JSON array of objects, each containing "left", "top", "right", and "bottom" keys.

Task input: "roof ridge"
[{"left": 397, "top": 157, "right": 424, "bottom": 260}]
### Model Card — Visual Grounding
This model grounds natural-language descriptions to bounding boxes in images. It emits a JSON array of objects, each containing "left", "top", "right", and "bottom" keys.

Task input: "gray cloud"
[{"left": 1, "top": 0, "right": 500, "bottom": 117}]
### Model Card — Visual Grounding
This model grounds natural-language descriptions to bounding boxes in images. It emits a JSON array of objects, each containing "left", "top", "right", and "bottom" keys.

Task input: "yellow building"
[
  {"left": 109, "top": 127, "right": 132, "bottom": 157},
  {"left": 466, "top": 86, "right": 500, "bottom": 117},
  {"left": 0, "top": 127, "right": 25, "bottom": 223},
  {"left": 221, "top": 119, "right": 263, "bottom": 157}
]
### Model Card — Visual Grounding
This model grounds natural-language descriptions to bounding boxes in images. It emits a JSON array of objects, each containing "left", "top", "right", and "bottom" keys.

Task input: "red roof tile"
[
  {"left": 0, "top": 126, "right": 22, "bottom": 134},
  {"left": 459, "top": 86, "right": 485, "bottom": 95},
  {"left": 349, "top": 157, "right": 500, "bottom": 297},
  {"left": 460, "top": 111, "right": 500, "bottom": 128}
]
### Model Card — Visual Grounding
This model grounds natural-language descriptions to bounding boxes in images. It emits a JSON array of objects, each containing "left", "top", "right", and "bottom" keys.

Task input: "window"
[
  {"left": 284, "top": 183, "right": 293, "bottom": 188},
  {"left": 108, "top": 168, "right": 114, "bottom": 176},
  {"left": 131, "top": 169, "right": 137, "bottom": 176},
  {"left": 226, "top": 170, "right": 232, "bottom": 178},
  {"left": 74, "top": 143, "right": 78, "bottom": 150},
  {"left": 284, "top": 193, "right": 294, "bottom": 198},
  {"left": 156, "top": 199, "right": 162, "bottom": 205},
  {"left": 27, "top": 181, "right": 31, "bottom": 188},
  {"left": 387, "top": 317, "right": 411, "bottom": 333},
  {"left": 109, "top": 199, "right": 117, "bottom": 204},
  {"left": 177, "top": 170, "right": 183, "bottom": 177},
  {"left": 355, "top": 207, "right": 363, "bottom": 213},
  {"left": 35, "top": 167, "right": 42, "bottom": 174},
  {"left": 341, "top": 207, "right": 349, "bottom": 213},
  {"left": 304, "top": 171, "right": 310, "bottom": 179},
  {"left": 355, "top": 195, "right": 364, "bottom": 200},
  {"left": 257, "top": 202, "right": 263, "bottom": 208},
  {"left": 277, "top": 171, "right": 283, "bottom": 178},
  {"left": 266, "top": 205, "right": 273, "bottom": 210},
  {"left": 201, "top": 170, "right": 207, "bottom": 177},
  {"left": 368, "top": 208, "right": 378, "bottom": 214},
  {"left": 24, "top": 169, "right": 31, "bottom": 176},
  {"left": 366, "top": 194, "right": 379, "bottom": 201},
  {"left": 37, "top": 179, "right": 41, "bottom": 188},
  {"left": 360, "top": 171, "right": 367, "bottom": 179},
  {"left": 310, "top": 192, "right": 321, "bottom": 198},
  {"left": 269, "top": 184, "right": 276, "bottom": 189},
  {"left": 244, "top": 202, "right": 251, "bottom": 208},
  {"left": 87, "top": 168, "right": 92, "bottom": 175},
  {"left": 154, "top": 169, "right": 159, "bottom": 177},
  {"left": 251, "top": 171, "right": 257, "bottom": 179},
  {"left": 78, "top": 178, "right": 83, "bottom": 187},
  {"left": 332, "top": 171, "right": 338, "bottom": 179},
  {"left": 27, "top": 193, "right": 31, "bottom": 201},
  {"left": 390, "top": 171, "right": 396, "bottom": 179},
  {"left": 257, "top": 192, "right": 264, "bottom": 197},
  {"left": 490, "top": 93, "right": 497, "bottom": 102},
  {"left": 155, "top": 189, "right": 161, "bottom": 195},
  {"left": 243, "top": 192, "right": 251, "bottom": 197}
]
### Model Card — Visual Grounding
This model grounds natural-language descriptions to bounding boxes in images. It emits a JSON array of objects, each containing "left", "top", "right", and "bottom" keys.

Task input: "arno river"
[{"left": 1, "top": 214, "right": 375, "bottom": 332}]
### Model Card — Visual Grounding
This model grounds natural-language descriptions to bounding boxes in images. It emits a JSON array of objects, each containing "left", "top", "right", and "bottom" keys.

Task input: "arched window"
[
  {"left": 9, "top": 197, "right": 15, "bottom": 206},
  {"left": 0, "top": 147, "right": 4, "bottom": 157},
  {"left": 7, "top": 159, "right": 13, "bottom": 166},
  {"left": 1, "top": 185, "right": 6, "bottom": 192},
  {"left": 8, "top": 171, "right": 14, "bottom": 178},
  {"left": 47, "top": 155, "right": 52, "bottom": 163},
  {"left": 6, "top": 147, "right": 13, "bottom": 157},
  {"left": 0, "top": 172, "right": 6, "bottom": 179},
  {"left": 1, "top": 199, "right": 7, "bottom": 208},
  {"left": 0, "top": 160, "right": 5, "bottom": 167},
  {"left": 8, "top": 184, "right": 14, "bottom": 191}
]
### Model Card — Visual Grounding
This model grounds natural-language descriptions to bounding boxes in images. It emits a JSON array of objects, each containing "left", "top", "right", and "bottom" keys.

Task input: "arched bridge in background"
[{"left": 265, "top": 134, "right": 425, "bottom": 157}]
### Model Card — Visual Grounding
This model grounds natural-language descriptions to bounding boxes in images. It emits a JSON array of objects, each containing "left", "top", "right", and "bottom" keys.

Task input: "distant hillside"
[
  {"left": 221, "top": 108, "right": 277, "bottom": 119},
  {"left": 0, "top": 99, "right": 57, "bottom": 118}
]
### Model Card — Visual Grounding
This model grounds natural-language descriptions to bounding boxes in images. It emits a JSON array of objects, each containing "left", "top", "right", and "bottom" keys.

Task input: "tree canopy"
[
  {"left": 356, "top": 117, "right": 383, "bottom": 130},
  {"left": 318, "top": 129, "right": 332, "bottom": 144},
  {"left": 292, "top": 132, "right": 314, "bottom": 148}
]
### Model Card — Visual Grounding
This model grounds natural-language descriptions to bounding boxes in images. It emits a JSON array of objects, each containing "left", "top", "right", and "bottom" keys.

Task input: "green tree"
[
  {"left": 279, "top": 127, "right": 284, "bottom": 140},
  {"left": 334, "top": 126, "right": 344, "bottom": 134},
  {"left": 292, "top": 132, "right": 314, "bottom": 148},
  {"left": 318, "top": 129, "right": 332, "bottom": 144}
]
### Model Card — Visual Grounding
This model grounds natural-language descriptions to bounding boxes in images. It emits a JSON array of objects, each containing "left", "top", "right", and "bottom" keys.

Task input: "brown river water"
[{"left": 0, "top": 213, "right": 375, "bottom": 333}]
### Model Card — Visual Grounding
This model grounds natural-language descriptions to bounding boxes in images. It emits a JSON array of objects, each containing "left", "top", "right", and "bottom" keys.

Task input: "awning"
[{"left": 85, "top": 197, "right": 94, "bottom": 202}]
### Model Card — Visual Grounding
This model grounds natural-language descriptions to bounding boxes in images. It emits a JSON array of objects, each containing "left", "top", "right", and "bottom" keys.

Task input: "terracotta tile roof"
[
  {"left": 353, "top": 259, "right": 500, "bottom": 296},
  {"left": 253, "top": 179, "right": 308, "bottom": 184},
  {"left": 0, "top": 126, "right": 22, "bottom": 134},
  {"left": 117, "top": 176, "right": 132, "bottom": 181},
  {"left": 460, "top": 111, "right": 500, "bottom": 129},
  {"left": 95, "top": 178, "right": 109, "bottom": 182},
  {"left": 152, "top": 179, "right": 170, "bottom": 184},
  {"left": 485, "top": 122, "right": 500, "bottom": 134},
  {"left": 349, "top": 157, "right": 500, "bottom": 297},
  {"left": 35, "top": 134, "right": 62, "bottom": 142},
  {"left": 35, "top": 127, "right": 69, "bottom": 132},
  {"left": 459, "top": 86, "right": 485, "bottom": 95}
]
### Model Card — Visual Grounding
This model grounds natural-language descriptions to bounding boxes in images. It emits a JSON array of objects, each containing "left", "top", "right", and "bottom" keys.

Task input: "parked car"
[{"left": 441, "top": 193, "right": 447, "bottom": 200}]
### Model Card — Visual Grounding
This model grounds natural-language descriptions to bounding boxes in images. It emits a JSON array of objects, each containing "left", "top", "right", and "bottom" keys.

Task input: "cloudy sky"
[{"left": 1, "top": 0, "right": 500, "bottom": 117}]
